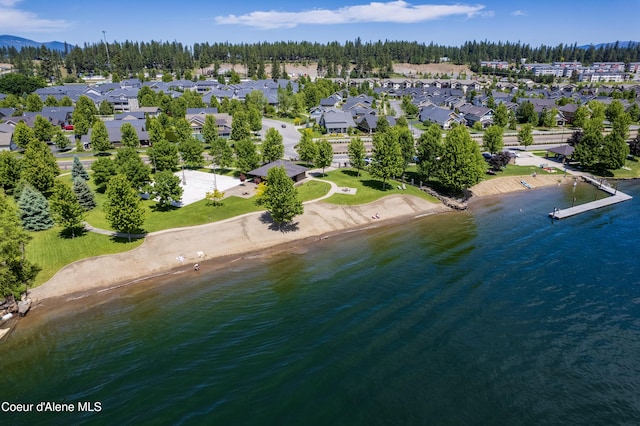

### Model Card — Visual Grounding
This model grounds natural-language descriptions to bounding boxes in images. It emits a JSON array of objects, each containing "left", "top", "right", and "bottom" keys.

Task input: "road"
[{"left": 261, "top": 118, "right": 302, "bottom": 160}]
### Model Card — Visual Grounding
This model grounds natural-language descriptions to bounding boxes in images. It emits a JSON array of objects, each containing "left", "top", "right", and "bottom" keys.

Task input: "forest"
[{"left": 1, "top": 38, "right": 639, "bottom": 83}]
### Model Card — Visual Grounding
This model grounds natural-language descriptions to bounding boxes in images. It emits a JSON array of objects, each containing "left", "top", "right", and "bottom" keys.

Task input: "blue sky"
[{"left": 1, "top": 0, "right": 638, "bottom": 48}]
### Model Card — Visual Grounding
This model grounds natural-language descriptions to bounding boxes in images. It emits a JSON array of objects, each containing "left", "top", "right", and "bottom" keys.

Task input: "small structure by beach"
[{"left": 248, "top": 160, "right": 309, "bottom": 183}]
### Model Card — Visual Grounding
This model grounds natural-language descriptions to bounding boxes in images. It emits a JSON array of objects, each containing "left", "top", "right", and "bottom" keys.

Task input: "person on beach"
[{"left": 193, "top": 263, "right": 199, "bottom": 271}]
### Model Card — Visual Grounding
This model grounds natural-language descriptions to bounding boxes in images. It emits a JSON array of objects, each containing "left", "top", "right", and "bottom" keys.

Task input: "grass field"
[
  {"left": 26, "top": 228, "right": 144, "bottom": 286},
  {"left": 318, "top": 168, "right": 439, "bottom": 205}
]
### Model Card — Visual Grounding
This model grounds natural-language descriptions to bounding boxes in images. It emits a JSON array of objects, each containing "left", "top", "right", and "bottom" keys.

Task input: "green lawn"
[
  {"left": 318, "top": 168, "right": 439, "bottom": 205},
  {"left": 297, "top": 179, "right": 332, "bottom": 202},
  {"left": 26, "top": 227, "right": 144, "bottom": 287},
  {"left": 609, "top": 157, "right": 640, "bottom": 179},
  {"left": 485, "top": 164, "right": 564, "bottom": 179}
]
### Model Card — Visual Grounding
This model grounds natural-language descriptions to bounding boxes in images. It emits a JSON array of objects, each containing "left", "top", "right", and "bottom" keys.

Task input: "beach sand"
[
  {"left": 27, "top": 174, "right": 575, "bottom": 307},
  {"left": 29, "top": 195, "right": 450, "bottom": 303}
]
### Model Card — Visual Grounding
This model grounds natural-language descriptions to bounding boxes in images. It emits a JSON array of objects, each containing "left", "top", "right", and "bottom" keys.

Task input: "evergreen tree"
[
  {"left": 436, "top": 126, "right": 486, "bottom": 192},
  {"left": 49, "top": 181, "right": 85, "bottom": 238},
  {"left": 315, "top": 140, "right": 334, "bottom": 176},
  {"left": 71, "top": 155, "right": 89, "bottom": 180},
  {"left": 296, "top": 129, "right": 318, "bottom": 164},
  {"left": 90, "top": 120, "right": 112, "bottom": 153},
  {"left": 91, "top": 157, "right": 118, "bottom": 192},
  {"left": 261, "top": 166, "right": 303, "bottom": 229},
  {"left": 150, "top": 170, "right": 183, "bottom": 209},
  {"left": 104, "top": 174, "right": 146, "bottom": 242},
  {"left": 17, "top": 184, "right": 54, "bottom": 231},
  {"left": 347, "top": 137, "right": 366, "bottom": 176},
  {"left": 120, "top": 122, "right": 140, "bottom": 148},
  {"left": 0, "top": 190, "right": 39, "bottom": 298},
  {"left": 262, "top": 128, "right": 284, "bottom": 163},
  {"left": 72, "top": 177, "right": 96, "bottom": 211}
]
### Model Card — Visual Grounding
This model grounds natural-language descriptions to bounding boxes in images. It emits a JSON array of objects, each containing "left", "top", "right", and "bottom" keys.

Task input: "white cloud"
[
  {"left": 511, "top": 10, "right": 527, "bottom": 16},
  {"left": 215, "top": 1, "right": 487, "bottom": 29},
  {"left": 0, "top": 0, "right": 69, "bottom": 33}
]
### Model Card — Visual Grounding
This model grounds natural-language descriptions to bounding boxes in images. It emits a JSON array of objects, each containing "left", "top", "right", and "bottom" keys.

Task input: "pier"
[{"left": 549, "top": 176, "right": 632, "bottom": 219}]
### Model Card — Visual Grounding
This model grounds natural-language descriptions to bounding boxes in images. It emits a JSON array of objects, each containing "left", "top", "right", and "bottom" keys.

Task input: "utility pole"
[{"left": 102, "top": 30, "right": 111, "bottom": 71}]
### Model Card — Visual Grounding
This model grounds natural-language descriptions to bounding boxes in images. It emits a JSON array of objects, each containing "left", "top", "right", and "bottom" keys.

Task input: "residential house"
[
  {"left": 357, "top": 115, "right": 396, "bottom": 134},
  {"left": 458, "top": 104, "right": 493, "bottom": 128},
  {"left": 319, "top": 109, "right": 356, "bottom": 134},
  {"left": 419, "top": 105, "right": 464, "bottom": 129},
  {"left": 0, "top": 122, "right": 13, "bottom": 150}
]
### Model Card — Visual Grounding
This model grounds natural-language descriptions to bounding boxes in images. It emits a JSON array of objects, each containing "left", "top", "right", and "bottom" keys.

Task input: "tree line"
[{"left": 2, "top": 39, "right": 639, "bottom": 83}]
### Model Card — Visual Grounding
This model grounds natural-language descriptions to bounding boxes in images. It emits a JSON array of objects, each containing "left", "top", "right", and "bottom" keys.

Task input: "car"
[
  {"left": 64, "top": 125, "right": 74, "bottom": 130},
  {"left": 482, "top": 152, "right": 492, "bottom": 160},
  {"left": 281, "top": 124, "right": 286, "bottom": 128}
]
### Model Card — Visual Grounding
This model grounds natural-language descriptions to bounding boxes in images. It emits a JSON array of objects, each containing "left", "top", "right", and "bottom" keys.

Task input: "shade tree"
[{"left": 49, "top": 181, "right": 85, "bottom": 238}]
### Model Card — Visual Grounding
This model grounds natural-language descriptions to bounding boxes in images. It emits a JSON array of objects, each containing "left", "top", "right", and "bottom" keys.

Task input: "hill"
[
  {"left": 577, "top": 41, "right": 639, "bottom": 49},
  {"left": 0, "top": 35, "right": 70, "bottom": 52}
]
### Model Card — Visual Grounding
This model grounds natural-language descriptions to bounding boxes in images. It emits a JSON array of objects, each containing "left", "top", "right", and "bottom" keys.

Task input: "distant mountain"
[
  {"left": 0, "top": 35, "right": 71, "bottom": 52},
  {"left": 577, "top": 41, "right": 639, "bottom": 49}
]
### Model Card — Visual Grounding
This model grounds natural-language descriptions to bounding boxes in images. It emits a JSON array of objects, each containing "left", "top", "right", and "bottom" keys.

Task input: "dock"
[{"left": 549, "top": 176, "right": 632, "bottom": 219}]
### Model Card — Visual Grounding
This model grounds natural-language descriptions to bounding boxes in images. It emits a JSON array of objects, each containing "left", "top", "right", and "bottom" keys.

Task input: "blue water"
[{"left": 1, "top": 181, "right": 640, "bottom": 425}]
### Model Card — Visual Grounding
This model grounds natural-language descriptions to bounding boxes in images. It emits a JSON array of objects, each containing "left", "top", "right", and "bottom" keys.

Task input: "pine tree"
[
  {"left": 49, "top": 181, "right": 85, "bottom": 238},
  {"left": 17, "top": 184, "right": 54, "bottom": 231},
  {"left": 0, "top": 190, "right": 39, "bottom": 298},
  {"left": 71, "top": 155, "right": 89, "bottom": 180},
  {"left": 73, "top": 177, "right": 96, "bottom": 210}
]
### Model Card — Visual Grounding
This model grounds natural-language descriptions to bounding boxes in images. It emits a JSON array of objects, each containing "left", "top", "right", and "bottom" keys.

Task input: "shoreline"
[
  {"left": 21, "top": 175, "right": 576, "bottom": 319},
  {"left": 27, "top": 194, "right": 450, "bottom": 308}
]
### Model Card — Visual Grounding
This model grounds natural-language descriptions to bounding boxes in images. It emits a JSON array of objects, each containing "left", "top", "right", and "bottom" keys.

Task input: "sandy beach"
[
  {"left": 28, "top": 194, "right": 450, "bottom": 303},
  {"left": 26, "top": 172, "right": 576, "bottom": 306}
]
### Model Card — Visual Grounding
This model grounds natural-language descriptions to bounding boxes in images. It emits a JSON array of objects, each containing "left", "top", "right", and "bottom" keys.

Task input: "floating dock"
[{"left": 549, "top": 176, "right": 632, "bottom": 219}]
